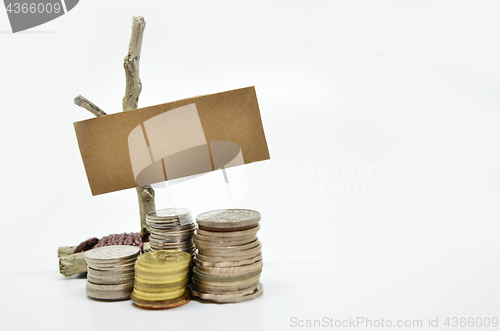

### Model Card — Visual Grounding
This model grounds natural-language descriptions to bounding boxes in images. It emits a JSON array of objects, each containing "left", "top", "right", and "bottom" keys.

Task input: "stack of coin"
[
  {"left": 146, "top": 208, "right": 196, "bottom": 254},
  {"left": 191, "top": 209, "right": 264, "bottom": 303},
  {"left": 83, "top": 245, "right": 140, "bottom": 301},
  {"left": 131, "top": 250, "right": 191, "bottom": 309},
  {"left": 146, "top": 208, "right": 196, "bottom": 280}
]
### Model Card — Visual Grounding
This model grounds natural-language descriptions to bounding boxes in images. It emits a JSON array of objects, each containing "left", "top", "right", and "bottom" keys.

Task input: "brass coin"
[
  {"left": 132, "top": 288, "right": 186, "bottom": 301},
  {"left": 130, "top": 291, "right": 191, "bottom": 310},
  {"left": 134, "top": 274, "right": 187, "bottom": 285},
  {"left": 136, "top": 250, "right": 191, "bottom": 269},
  {"left": 134, "top": 277, "right": 188, "bottom": 292}
]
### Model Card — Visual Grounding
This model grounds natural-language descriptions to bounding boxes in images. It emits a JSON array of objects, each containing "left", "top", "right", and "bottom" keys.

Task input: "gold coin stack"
[
  {"left": 191, "top": 209, "right": 264, "bottom": 303},
  {"left": 146, "top": 208, "right": 196, "bottom": 280},
  {"left": 83, "top": 245, "right": 140, "bottom": 301},
  {"left": 131, "top": 250, "right": 191, "bottom": 309}
]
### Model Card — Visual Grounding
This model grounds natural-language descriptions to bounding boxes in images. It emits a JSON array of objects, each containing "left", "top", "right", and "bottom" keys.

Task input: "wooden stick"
[
  {"left": 74, "top": 95, "right": 107, "bottom": 117},
  {"left": 59, "top": 252, "right": 87, "bottom": 276},
  {"left": 58, "top": 246, "right": 77, "bottom": 258},
  {"left": 58, "top": 243, "right": 150, "bottom": 277},
  {"left": 73, "top": 16, "right": 155, "bottom": 241},
  {"left": 123, "top": 16, "right": 155, "bottom": 241}
]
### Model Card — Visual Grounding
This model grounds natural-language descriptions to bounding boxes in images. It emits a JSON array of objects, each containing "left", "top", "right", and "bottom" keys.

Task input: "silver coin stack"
[
  {"left": 146, "top": 208, "right": 196, "bottom": 279},
  {"left": 83, "top": 245, "right": 140, "bottom": 301},
  {"left": 191, "top": 209, "right": 264, "bottom": 303}
]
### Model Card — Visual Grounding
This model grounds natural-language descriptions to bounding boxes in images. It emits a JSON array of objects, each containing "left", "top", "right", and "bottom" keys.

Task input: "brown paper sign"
[{"left": 74, "top": 86, "right": 270, "bottom": 195}]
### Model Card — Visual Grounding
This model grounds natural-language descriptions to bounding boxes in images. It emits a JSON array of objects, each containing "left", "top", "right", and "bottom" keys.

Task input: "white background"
[{"left": 1, "top": 0, "right": 499, "bottom": 330}]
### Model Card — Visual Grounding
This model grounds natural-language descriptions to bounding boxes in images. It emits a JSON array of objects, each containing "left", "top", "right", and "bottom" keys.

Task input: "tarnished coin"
[
  {"left": 196, "top": 209, "right": 261, "bottom": 231},
  {"left": 192, "top": 278, "right": 260, "bottom": 293},
  {"left": 194, "top": 260, "right": 263, "bottom": 276},
  {"left": 88, "top": 263, "right": 136, "bottom": 272},
  {"left": 86, "top": 281, "right": 134, "bottom": 292},
  {"left": 194, "top": 235, "right": 256, "bottom": 248},
  {"left": 87, "top": 267, "right": 135, "bottom": 277},
  {"left": 193, "top": 268, "right": 262, "bottom": 283},
  {"left": 190, "top": 283, "right": 263, "bottom": 303},
  {"left": 195, "top": 247, "right": 261, "bottom": 262},
  {"left": 193, "top": 273, "right": 261, "bottom": 286},
  {"left": 136, "top": 250, "right": 191, "bottom": 269},
  {"left": 194, "top": 253, "right": 262, "bottom": 268},
  {"left": 196, "top": 224, "right": 260, "bottom": 238},
  {"left": 197, "top": 241, "right": 262, "bottom": 257},
  {"left": 130, "top": 290, "right": 190, "bottom": 310},
  {"left": 87, "top": 275, "right": 135, "bottom": 285},
  {"left": 84, "top": 245, "right": 140, "bottom": 264}
]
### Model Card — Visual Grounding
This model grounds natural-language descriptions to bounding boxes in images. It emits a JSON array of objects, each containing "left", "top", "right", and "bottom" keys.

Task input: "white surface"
[{"left": 1, "top": 1, "right": 500, "bottom": 330}]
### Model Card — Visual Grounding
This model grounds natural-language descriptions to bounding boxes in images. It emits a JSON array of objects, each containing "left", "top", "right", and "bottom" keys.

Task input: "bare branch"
[
  {"left": 123, "top": 16, "right": 146, "bottom": 112},
  {"left": 123, "top": 16, "right": 155, "bottom": 240},
  {"left": 74, "top": 95, "right": 107, "bottom": 117}
]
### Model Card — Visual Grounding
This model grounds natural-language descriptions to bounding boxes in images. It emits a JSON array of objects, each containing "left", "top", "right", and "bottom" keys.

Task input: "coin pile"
[
  {"left": 131, "top": 250, "right": 191, "bottom": 309},
  {"left": 83, "top": 245, "right": 140, "bottom": 301},
  {"left": 146, "top": 208, "right": 196, "bottom": 253},
  {"left": 191, "top": 209, "right": 264, "bottom": 303},
  {"left": 146, "top": 208, "right": 196, "bottom": 279}
]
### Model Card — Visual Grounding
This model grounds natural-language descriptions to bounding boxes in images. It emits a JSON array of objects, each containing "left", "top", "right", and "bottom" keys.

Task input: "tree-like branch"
[
  {"left": 123, "top": 16, "right": 146, "bottom": 112},
  {"left": 74, "top": 95, "right": 107, "bottom": 117},
  {"left": 123, "top": 16, "right": 155, "bottom": 241}
]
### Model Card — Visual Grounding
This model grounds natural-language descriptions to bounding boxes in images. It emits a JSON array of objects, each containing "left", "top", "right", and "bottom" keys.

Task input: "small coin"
[
  {"left": 194, "top": 236, "right": 256, "bottom": 248},
  {"left": 193, "top": 268, "right": 262, "bottom": 283},
  {"left": 194, "top": 253, "right": 262, "bottom": 268},
  {"left": 196, "top": 224, "right": 260, "bottom": 238},
  {"left": 130, "top": 290, "right": 190, "bottom": 310},
  {"left": 192, "top": 274, "right": 261, "bottom": 287},
  {"left": 191, "top": 283, "right": 263, "bottom": 303},
  {"left": 134, "top": 274, "right": 188, "bottom": 285},
  {"left": 147, "top": 208, "right": 191, "bottom": 220},
  {"left": 136, "top": 250, "right": 191, "bottom": 268},
  {"left": 87, "top": 267, "right": 135, "bottom": 277},
  {"left": 87, "top": 275, "right": 135, "bottom": 285},
  {"left": 134, "top": 277, "right": 188, "bottom": 292},
  {"left": 132, "top": 287, "right": 186, "bottom": 301},
  {"left": 192, "top": 278, "right": 260, "bottom": 293},
  {"left": 134, "top": 267, "right": 188, "bottom": 281},
  {"left": 197, "top": 241, "right": 262, "bottom": 257},
  {"left": 84, "top": 245, "right": 140, "bottom": 264},
  {"left": 196, "top": 209, "right": 261, "bottom": 230},
  {"left": 194, "top": 260, "right": 263, "bottom": 276},
  {"left": 86, "top": 281, "right": 134, "bottom": 291},
  {"left": 86, "top": 290, "right": 132, "bottom": 301},
  {"left": 88, "top": 263, "right": 136, "bottom": 272},
  {"left": 195, "top": 248, "right": 261, "bottom": 262},
  {"left": 135, "top": 261, "right": 188, "bottom": 274}
]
